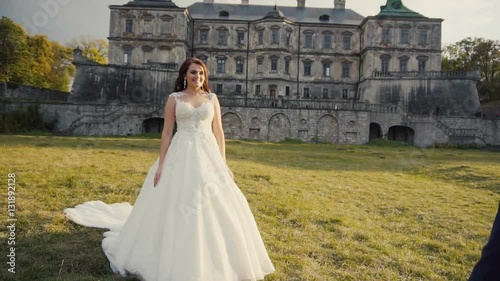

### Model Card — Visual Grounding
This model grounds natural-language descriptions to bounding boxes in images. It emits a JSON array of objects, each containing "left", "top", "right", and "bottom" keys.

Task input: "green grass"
[{"left": 1, "top": 135, "right": 499, "bottom": 280}]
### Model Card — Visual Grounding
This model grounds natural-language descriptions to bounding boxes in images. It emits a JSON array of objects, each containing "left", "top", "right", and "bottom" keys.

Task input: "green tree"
[
  {"left": 442, "top": 37, "right": 500, "bottom": 82},
  {"left": 26, "top": 35, "right": 54, "bottom": 88},
  {"left": 0, "top": 16, "right": 31, "bottom": 83},
  {"left": 47, "top": 41, "right": 75, "bottom": 91},
  {"left": 67, "top": 35, "right": 108, "bottom": 64}
]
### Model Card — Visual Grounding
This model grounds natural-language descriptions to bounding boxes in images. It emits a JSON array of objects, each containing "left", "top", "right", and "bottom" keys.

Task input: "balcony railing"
[
  {"left": 218, "top": 97, "right": 398, "bottom": 113},
  {"left": 371, "top": 71, "right": 480, "bottom": 80}
]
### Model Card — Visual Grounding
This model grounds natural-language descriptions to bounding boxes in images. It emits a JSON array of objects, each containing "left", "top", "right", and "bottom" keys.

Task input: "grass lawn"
[{"left": 1, "top": 134, "right": 499, "bottom": 281}]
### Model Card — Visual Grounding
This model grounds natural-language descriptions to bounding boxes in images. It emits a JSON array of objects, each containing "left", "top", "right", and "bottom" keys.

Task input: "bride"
[{"left": 64, "top": 58, "right": 276, "bottom": 281}]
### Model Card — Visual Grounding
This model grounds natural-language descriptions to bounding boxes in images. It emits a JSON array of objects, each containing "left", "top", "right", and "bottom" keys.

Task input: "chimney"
[
  {"left": 334, "top": 0, "right": 345, "bottom": 9},
  {"left": 203, "top": 0, "right": 214, "bottom": 3},
  {"left": 297, "top": 0, "right": 305, "bottom": 8},
  {"left": 242, "top": 0, "right": 248, "bottom": 4}
]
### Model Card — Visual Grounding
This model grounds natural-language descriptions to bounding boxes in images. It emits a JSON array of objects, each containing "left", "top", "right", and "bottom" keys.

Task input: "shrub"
[{"left": 0, "top": 104, "right": 54, "bottom": 134}]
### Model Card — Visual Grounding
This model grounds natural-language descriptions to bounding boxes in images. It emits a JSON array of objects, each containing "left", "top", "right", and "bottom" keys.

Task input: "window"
[
  {"left": 270, "top": 57, "right": 278, "bottom": 73},
  {"left": 271, "top": 29, "right": 279, "bottom": 44},
  {"left": 198, "top": 55, "right": 208, "bottom": 65},
  {"left": 216, "top": 83, "right": 223, "bottom": 94},
  {"left": 304, "top": 61, "right": 312, "bottom": 76},
  {"left": 125, "top": 19, "right": 133, "bottom": 33},
  {"left": 303, "top": 87, "right": 310, "bottom": 98},
  {"left": 285, "top": 59, "right": 290, "bottom": 74},
  {"left": 237, "top": 31, "right": 245, "bottom": 45},
  {"left": 160, "top": 15, "right": 172, "bottom": 35},
  {"left": 218, "top": 29, "right": 227, "bottom": 45},
  {"left": 322, "top": 62, "right": 331, "bottom": 77},
  {"left": 143, "top": 19, "right": 152, "bottom": 34},
  {"left": 236, "top": 59, "right": 244, "bottom": 74},
  {"left": 143, "top": 45, "right": 153, "bottom": 63},
  {"left": 399, "top": 57, "right": 408, "bottom": 72},
  {"left": 401, "top": 29, "right": 409, "bottom": 44},
  {"left": 381, "top": 56, "right": 390, "bottom": 73},
  {"left": 305, "top": 34, "right": 313, "bottom": 48},
  {"left": 236, "top": 84, "right": 242, "bottom": 95},
  {"left": 257, "top": 58, "right": 263, "bottom": 73},
  {"left": 322, "top": 88, "right": 329, "bottom": 99},
  {"left": 323, "top": 35, "right": 332, "bottom": 49},
  {"left": 258, "top": 30, "right": 264, "bottom": 44},
  {"left": 382, "top": 28, "right": 391, "bottom": 44},
  {"left": 285, "top": 86, "right": 290, "bottom": 96},
  {"left": 342, "top": 63, "right": 350, "bottom": 78},
  {"left": 124, "top": 49, "right": 132, "bottom": 65},
  {"left": 418, "top": 60, "right": 426, "bottom": 73},
  {"left": 419, "top": 30, "right": 428, "bottom": 45},
  {"left": 286, "top": 31, "right": 291, "bottom": 46},
  {"left": 255, "top": 84, "right": 261, "bottom": 95},
  {"left": 319, "top": 14, "right": 330, "bottom": 21},
  {"left": 200, "top": 30, "right": 208, "bottom": 43},
  {"left": 342, "top": 89, "right": 349, "bottom": 99},
  {"left": 217, "top": 58, "right": 226, "bottom": 73},
  {"left": 343, "top": 35, "right": 351, "bottom": 50}
]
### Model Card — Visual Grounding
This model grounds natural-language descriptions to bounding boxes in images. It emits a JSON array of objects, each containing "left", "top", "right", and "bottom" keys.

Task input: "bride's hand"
[{"left": 154, "top": 167, "right": 162, "bottom": 187}]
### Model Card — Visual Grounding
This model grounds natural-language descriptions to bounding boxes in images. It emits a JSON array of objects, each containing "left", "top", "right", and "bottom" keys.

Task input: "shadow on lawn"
[{"left": 0, "top": 226, "right": 140, "bottom": 281}]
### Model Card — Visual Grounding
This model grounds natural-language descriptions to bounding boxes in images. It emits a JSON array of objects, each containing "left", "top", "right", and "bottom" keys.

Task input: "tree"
[
  {"left": 46, "top": 41, "right": 75, "bottom": 91},
  {"left": 26, "top": 35, "right": 54, "bottom": 88},
  {"left": 0, "top": 17, "right": 31, "bottom": 83},
  {"left": 442, "top": 37, "right": 500, "bottom": 82},
  {"left": 67, "top": 35, "right": 108, "bottom": 64}
]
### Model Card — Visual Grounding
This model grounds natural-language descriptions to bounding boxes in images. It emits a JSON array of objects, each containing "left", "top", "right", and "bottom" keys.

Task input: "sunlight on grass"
[{"left": 0, "top": 134, "right": 499, "bottom": 280}]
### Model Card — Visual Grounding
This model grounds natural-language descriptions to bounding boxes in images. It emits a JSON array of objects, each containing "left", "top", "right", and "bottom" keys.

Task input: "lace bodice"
[{"left": 170, "top": 92, "right": 215, "bottom": 135}]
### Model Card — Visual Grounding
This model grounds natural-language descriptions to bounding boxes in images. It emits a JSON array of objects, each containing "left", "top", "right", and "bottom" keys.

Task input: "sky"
[{"left": 0, "top": 0, "right": 498, "bottom": 46}]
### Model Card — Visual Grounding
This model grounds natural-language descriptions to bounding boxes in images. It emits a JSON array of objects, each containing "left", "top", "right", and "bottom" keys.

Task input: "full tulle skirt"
[{"left": 64, "top": 130, "right": 275, "bottom": 281}]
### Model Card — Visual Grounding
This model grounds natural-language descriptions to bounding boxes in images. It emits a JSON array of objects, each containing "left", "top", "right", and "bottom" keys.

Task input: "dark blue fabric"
[{"left": 469, "top": 201, "right": 500, "bottom": 281}]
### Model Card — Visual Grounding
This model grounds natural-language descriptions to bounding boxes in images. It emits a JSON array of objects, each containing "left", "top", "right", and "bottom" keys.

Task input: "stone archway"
[
  {"left": 298, "top": 118, "right": 309, "bottom": 141},
  {"left": 369, "top": 122, "right": 382, "bottom": 141},
  {"left": 249, "top": 117, "right": 261, "bottom": 140},
  {"left": 316, "top": 115, "right": 339, "bottom": 143},
  {"left": 388, "top": 125, "right": 415, "bottom": 145},
  {"left": 267, "top": 113, "right": 291, "bottom": 141},
  {"left": 222, "top": 112, "right": 243, "bottom": 139},
  {"left": 142, "top": 118, "right": 164, "bottom": 134}
]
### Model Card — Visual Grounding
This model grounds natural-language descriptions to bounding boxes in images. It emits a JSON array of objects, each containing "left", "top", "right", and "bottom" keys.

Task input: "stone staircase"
[
  {"left": 395, "top": 106, "right": 492, "bottom": 147},
  {"left": 54, "top": 107, "right": 123, "bottom": 135}
]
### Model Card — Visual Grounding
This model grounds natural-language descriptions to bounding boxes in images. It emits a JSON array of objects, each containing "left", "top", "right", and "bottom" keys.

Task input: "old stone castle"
[{"left": 1, "top": 0, "right": 499, "bottom": 147}]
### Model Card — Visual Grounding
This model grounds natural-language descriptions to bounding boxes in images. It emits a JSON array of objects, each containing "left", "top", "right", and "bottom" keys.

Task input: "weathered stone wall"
[
  {"left": 68, "top": 62, "right": 176, "bottom": 106},
  {"left": 220, "top": 107, "right": 369, "bottom": 144},
  {"left": 359, "top": 77, "right": 481, "bottom": 117},
  {"left": 0, "top": 82, "right": 69, "bottom": 102},
  {"left": 360, "top": 17, "right": 443, "bottom": 78},
  {"left": 108, "top": 6, "right": 190, "bottom": 66},
  {"left": 193, "top": 19, "right": 360, "bottom": 99},
  {"left": 1, "top": 98, "right": 499, "bottom": 147}
]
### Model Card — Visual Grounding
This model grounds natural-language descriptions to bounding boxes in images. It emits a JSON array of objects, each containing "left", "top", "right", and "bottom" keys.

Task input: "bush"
[
  {"left": 0, "top": 104, "right": 54, "bottom": 134},
  {"left": 279, "top": 138, "right": 306, "bottom": 144},
  {"left": 433, "top": 143, "right": 482, "bottom": 150},
  {"left": 366, "top": 138, "right": 409, "bottom": 147}
]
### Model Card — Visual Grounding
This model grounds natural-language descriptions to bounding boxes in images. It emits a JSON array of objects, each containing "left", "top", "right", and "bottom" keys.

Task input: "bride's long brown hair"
[{"left": 173, "top": 58, "right": 211, "bottom": 93}]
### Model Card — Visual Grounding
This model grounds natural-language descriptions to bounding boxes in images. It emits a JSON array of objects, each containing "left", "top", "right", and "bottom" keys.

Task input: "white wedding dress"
[{"left": 64, "top": 92, "right": 275, "bottom": 281}]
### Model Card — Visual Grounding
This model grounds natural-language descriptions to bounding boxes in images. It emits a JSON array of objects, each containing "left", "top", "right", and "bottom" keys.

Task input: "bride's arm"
[
  {"left": 211, "top": 95, "right": 226, "bottom": 161},
  {"left": 158, "top": 96, "right": 176, "bottom": 168}
]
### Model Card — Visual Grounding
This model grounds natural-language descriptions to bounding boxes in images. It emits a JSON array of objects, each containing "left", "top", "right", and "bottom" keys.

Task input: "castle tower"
[
  {"left": 107, "top": 0, "right": 189, "bottom": 68},
  {"left": 334, "top": 0, "right": 345, "bottom": 9}
]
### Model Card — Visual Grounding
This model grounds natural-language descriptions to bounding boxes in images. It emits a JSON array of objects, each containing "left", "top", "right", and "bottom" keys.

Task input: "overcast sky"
[{"left": 0, "top": 0, "right": 498, "bottom": 46}]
